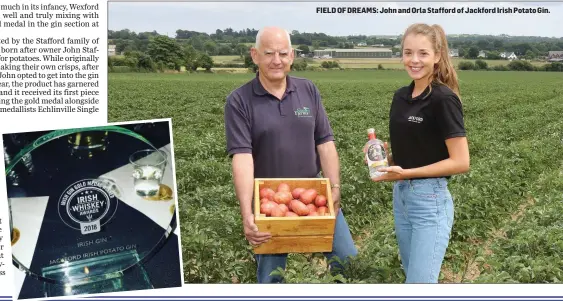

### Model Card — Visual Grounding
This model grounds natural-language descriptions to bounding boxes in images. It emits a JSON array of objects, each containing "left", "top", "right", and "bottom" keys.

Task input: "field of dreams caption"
[{"left": 316, "top": 6, "right": 551, "bottom": 15}]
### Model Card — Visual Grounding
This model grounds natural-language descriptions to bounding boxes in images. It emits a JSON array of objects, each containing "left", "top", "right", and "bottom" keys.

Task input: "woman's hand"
[{"left": 371, "top": 166, "right": 406, "bottom": 182}]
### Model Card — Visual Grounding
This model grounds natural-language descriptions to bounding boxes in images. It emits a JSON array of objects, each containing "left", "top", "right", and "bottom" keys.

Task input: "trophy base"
[{"left": 41, "top": 249, "right": 153, "bottom": 297}]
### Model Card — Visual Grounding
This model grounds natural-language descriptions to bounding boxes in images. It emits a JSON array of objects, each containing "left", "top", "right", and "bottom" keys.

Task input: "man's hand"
[
  {"left": 231, "top": 154, "right": 269, "bottom": 246},
  {"left": 242, "top": 214, "right": 271, "bottom": 246},
  {"left": 371, "top": 166, "right": 406, "bottom": 182},
  {"left": 331, "top": 187, "right": 341, "bottom": 214},
  {"left": 317, "top": 141, "right": 342, "bottom": 215}
]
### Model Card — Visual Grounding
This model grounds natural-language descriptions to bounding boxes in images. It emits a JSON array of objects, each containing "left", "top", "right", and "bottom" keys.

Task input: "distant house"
[
  {"left": 478, "top": 50, "right": 487, "bottom": 58},
  {"left": 293, "top": 48, "right": 303, "bottom": 57},
  {"left": 449, "top": 49, "right": 459, "bottom": 57},
  {"left": 108, "top": 44, "right": 116, "bottom": 56},
  {"left": 500, "top": 52, "right": 517, "bottom": 60},
  {"left": 357, "top": 42, "right": 367, "bottom": 47},
  {"left": 548, "top": 51, "right": 563, "bottom": 62}
]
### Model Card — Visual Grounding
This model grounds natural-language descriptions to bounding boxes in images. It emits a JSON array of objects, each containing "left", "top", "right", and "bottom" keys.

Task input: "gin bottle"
[{"left": 364, "top": 128, "right": 388, "bottom": 178}]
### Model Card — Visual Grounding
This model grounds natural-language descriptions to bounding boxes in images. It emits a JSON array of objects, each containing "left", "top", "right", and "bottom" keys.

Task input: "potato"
[
  {"left": 300, "top": 189, "right": 318, "bottom": 205},
  {"left": 317, "top": 206, "right": 329, "bottom": 216},
  {"left": 260, "top": 201, "right": 277, "bottom": 216},
  {"left": 259, "top": 188, "right": 276, "bottom": 201},
  {"left": 291, "top": 200, "right": 310, "bottom": 216},
  {"left": 273, "top": 191, "right": 292, "bottom": 205},
  {"left": 278, "top": 204, "right": 289, "bottom": 215},
  {"left": 277, "top": 183, "right": 290, "bottom": 193},
  {"left": 260, "top": 198, "right": 270, "bottom": 205},
  {"left": 308, "top": 211, "right": 319, "bottom": 216},
  {"left": 306, "top": 204, "right": 317, "bottom": 213},
  {"left": 270, "top": 205, "right": 285, "bottom": 217},
  {"left": 285, "top": 211, "right": 298, "bottom": 217},
  {"left": 289, "top": 199, "right": 300, "bottom": 211},
  {"left": 291, "top": 187, "right": 306, "bottom": 199},
  {"left": 314, "top": 195, "right": 327, "bottom": 207}
]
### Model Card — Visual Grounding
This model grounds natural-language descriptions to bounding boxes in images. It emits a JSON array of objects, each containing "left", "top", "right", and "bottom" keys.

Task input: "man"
[{"left": 224, "top": 26, "right": 357, "bottom": 283}]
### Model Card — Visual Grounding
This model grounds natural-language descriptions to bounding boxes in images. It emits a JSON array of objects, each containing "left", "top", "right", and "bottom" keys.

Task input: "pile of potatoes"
[{"left": 259, "top": 183, "right": 330, "bottom": 217}]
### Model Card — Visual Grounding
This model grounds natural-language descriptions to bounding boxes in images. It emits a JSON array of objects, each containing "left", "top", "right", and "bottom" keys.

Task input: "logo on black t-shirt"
[{"left": 408, "top": 116, "right": 424, "bottom": 124}]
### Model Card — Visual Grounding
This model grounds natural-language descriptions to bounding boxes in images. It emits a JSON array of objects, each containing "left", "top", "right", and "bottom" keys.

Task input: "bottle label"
[
  {"left": 370, "top": 160, "right": 388, "bottom": 167},
  {"left": 366, "top": 144, "right": 388, "bottom": 167}
]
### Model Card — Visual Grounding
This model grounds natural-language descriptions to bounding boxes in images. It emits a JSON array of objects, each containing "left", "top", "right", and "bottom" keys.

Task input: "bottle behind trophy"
[{"left": 364, "top": 128, "right": 388, "bottom": 178}]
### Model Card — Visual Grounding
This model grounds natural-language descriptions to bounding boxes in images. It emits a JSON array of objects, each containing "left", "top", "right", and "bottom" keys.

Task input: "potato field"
[{"left": 108, "top": 70, "right": 563, "bottom": 283}]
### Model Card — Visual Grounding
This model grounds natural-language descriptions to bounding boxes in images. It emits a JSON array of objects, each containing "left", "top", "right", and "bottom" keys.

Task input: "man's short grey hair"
[{"left": 255, "top": 27, "right": 292, "bottom": 49}]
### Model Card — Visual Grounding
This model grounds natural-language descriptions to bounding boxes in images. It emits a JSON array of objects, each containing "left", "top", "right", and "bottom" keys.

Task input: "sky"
[{"left": 108, "top": 2, "right": 563, "bottom": 38}]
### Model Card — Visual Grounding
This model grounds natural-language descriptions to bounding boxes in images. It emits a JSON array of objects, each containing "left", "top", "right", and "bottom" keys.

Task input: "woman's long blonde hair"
[{"left": 401, "top": 23, "right": 461, "bottom": 99}]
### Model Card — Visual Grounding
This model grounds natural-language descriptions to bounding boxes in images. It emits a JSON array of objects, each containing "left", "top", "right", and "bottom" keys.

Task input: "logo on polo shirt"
[
  {"left": 58, "top": 179, "right": 118, "bottom": 234},
  {"left": 294, "top": 107, "right": 312, "bottom": 117},
  {"left": 408, "top": 116, "right": 423, "bottom": 124}
]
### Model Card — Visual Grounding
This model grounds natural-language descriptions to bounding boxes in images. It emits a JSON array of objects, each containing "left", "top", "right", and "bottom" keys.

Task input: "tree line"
[
  {"left": 108, "top": 34, "right": 308, "bottom": 73},
  {"left": 108, "top": 28, "right": 563, "bottom": 59},
  {"left": 107, "top": 28, "right": 563, "bottom": 73},
  {"left": 108, "top": 35, "right": 216, "bottom": 72},
  {"left": 459, "top": 59, "right": 563, "bottom": 72}
]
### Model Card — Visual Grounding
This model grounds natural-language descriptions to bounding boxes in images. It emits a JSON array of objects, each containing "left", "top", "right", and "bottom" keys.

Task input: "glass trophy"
[{"left": 5, "top": 125, "right": 177, "bottom": 298}]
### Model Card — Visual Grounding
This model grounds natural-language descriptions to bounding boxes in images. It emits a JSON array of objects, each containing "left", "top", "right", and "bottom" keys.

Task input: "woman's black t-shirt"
[{"left": 389, "top": 81, "right": 466, "bottom": 172}]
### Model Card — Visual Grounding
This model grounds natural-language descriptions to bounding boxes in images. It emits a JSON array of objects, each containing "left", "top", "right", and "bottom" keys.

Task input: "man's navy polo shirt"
[{"left": 224, "top": 73, "right": 334, "bottom": 178}]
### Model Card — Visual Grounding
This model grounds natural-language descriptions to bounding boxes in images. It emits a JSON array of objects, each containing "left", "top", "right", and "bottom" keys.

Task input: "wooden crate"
[{"left": 253, "top": 178, "right": 336, "bottom": 254}]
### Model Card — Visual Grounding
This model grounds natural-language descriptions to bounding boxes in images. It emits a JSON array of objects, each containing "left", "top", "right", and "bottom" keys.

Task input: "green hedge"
[
  {"left": 212, "top": 63, "right": 246, "bottom": 68},
  {"left": 458, "top": 61, "right": 562, "bottom": 72}
]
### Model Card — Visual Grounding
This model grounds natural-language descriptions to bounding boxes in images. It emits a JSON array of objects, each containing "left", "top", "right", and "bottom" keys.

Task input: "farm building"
[
  {"left": 313, "top": 48, "right": 392, "bottom": 58},
  {"left": 548, "top": 51, "right": 563, "bottom": 62},
  {"left": 449, "top": 49, "right": 459, "bottom": 57},
  {"left": 108, "top": 44, "right": 117, "bottom": 56},
  {"left": 500, "top": 52, "right": 518, "bottom": 60}
]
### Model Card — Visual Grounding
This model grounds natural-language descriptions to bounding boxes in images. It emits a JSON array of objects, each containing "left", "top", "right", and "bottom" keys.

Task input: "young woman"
[{"left": 369, "top": 23, "right": 470, "bottom": 283}]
